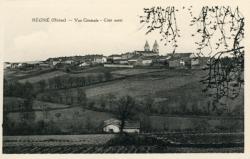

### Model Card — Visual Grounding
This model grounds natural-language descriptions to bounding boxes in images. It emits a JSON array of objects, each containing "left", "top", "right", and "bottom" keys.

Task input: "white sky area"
[{"left": 2, "top": 0, "right": 244, "bottom": 62}]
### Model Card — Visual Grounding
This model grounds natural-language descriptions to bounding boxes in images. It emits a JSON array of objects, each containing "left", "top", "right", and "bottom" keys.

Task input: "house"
[
  {"left": 113, "top": 59, "right": 129, "bottom": 65},
  {"left": 103, "top": 118, "right": 140, "bottom": 133},
  {"left": 78, "top": 61, "right": 90, "bottom": 67},
  {"left": 4, "top": 62, "right": 11, "bottom": 69},
  {"left": 127, "top": 54, "right": 141, "bottom": 65},
  {"left": 108, "top": 54, "right": 122, "bottom": 60},
  {"left": 48, "top": 59, "right": 61, "bottom": 67},
  {"left": 107, "top": 54, "right": 122, "bottom": 64},
  {"left": 39, "top": 62, "right": 50, "bottom": 68},
  {"left": 62, "top": 59, "right": 75, "bottom": 64},
  {"left": 136, "top": 56, "right": 153, "bottom": 66},
  {"left": 168, "top": 53, "right": 193, "bottom": 69},
  {"left": 121, "top": 52, "right": 135, "bottom": 59},
  {"left": 10, "top": 63, "right": 19, "bottom": 69},
  {"left": 93, "top": 55, "right": 107, "bottom": 64}
]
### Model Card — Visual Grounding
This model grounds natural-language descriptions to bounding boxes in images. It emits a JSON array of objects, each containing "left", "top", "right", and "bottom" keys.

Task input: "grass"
[
  {"left": 44, "top": 69, "right": 203, "bottom": 99},
  {"left": 18, "top": 70, "right": 67, "bottom": 83}
]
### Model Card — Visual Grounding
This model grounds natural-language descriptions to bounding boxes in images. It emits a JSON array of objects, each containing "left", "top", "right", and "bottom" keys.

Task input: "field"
[
  {"left": 18, "top": 70, "right": 67, "bottom": 83},
  {"left": 43, "top": 69, "right": 203, "bottom": 99},
  {"left": 3, "top": 66, "right": 244, "bottom": 153},
  {"left": 3, "top": 133, "right": 243, "bottom": 153},
  {"left": 4, "top": 67, "right": 244, "bottom": 134},
  {"left": 3, "top": 134, "right": 115, "bottom": 147}
]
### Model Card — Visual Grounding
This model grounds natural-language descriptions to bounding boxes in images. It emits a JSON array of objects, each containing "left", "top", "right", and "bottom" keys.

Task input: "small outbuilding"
[{"left": 103, "top": 118, "right": 140, "bottom": 133}]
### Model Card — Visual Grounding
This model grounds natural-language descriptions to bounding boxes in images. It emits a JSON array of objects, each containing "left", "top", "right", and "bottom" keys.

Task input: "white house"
[
  {"left": 141, "top": 59, "right": 153, "bottom": 66},
  {"left": 4, "top": 62, "right": 11, "bottom": 69},
  {"left": 63, "top": 60, "right": 75, "bottom": 64},
  {"left": 78, "top": 62, "right": 90, "bottom": 67},
  {"left": 103, "top": 118, "right": 140, "bottom": 133},
  {"left": 93, "top": 55, "right": 107, "bottom": 64}
]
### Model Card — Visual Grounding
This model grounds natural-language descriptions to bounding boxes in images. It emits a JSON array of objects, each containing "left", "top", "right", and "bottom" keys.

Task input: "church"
[{"left": 134, "top": 40, "right": 159, "bottom": 57}]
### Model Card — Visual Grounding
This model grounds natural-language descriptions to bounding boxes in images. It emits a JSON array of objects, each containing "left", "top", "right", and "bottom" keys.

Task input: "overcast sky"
[{"left": 2, "top": 0, "right": 244, "bottom": 62}]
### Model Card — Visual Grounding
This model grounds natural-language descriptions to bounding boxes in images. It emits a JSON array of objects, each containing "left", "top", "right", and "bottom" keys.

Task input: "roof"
[
  {"left": 140, "top": 56, "right": 154, "bottom": 60},
  {"left": 172, "top": 53, "right": 193, "bottom": 57},
  {"left": 135, "top": 50, "right": 157, "bottom": 54},
  {"left": 109, "top": 54, "right": 122, "bottom": 57},
  {"left": 124, "top": 121, "right": 140, "bottom": 129},
  {"left": 128, "top": 54, "right": 142, "bottom": 60},
  {"left": 103, "top": 118, "right": 140, "bottom": 129},
  {"left": 168, "top": 53, "right": 193, "bottom": 61}
]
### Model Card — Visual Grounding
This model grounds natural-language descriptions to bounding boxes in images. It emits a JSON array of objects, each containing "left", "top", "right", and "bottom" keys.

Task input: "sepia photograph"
[{"left": 1, "top": 0, "right": 246, "bottom": 155}]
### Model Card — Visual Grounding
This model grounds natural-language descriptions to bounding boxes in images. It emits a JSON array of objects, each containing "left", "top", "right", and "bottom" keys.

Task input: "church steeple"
[
  {"left": 152, "top": 40, "right": 159, "bottom": 53},
  {"left": 144, "top": 40, "right": 150, "bottom": 51}
]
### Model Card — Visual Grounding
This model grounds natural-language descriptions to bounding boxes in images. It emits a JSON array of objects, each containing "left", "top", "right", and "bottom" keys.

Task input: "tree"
[
  {"left": 191, "top": 7, "right": 244, "bottom": 102},
  {"left": 38, "top": 80, "right": 46, "bottom": 92},
  {"left": 115, "top": 95, "right": 136, "bottom": 133},
  {"left": 144, "top": 96, "right": 154, "bottom": 114},
  {"left": 85, "top": 115, "right": 93, "bottom": 132},
  {"left": 107, "top": 93, "right": 116, "bottom": 109},
  {"left": 140, "top": 6, "right": 244, "bottom": 102},
  {"left": 99, "top": 95, "right": 106, "bottom": 110},
  {"left": 77, "top": 88, "right": 87, "bottom": 108},
  {"left": 139, "top": 6, "right": 180, "bottom": 53}
]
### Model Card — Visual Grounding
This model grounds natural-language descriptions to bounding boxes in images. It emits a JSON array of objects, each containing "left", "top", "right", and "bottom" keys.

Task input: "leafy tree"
[
  {"left": 77, "top": 88, "right": 87, "bottom": 108},
  {"left": 38, "top": 80, "right": 46, "bottom": 92},
  {"left": 144, "top": 96, "right": 154, "bottom": 114},
  {"left": 115, "top": 95, "right": 136, "bottom": 133},
  {"left": 107, "top": 93, "right": 116, "bottom": 109},
  {"left": 99, "top": 95, "right": 106, "bottom": 110},
  {"left": 85, "top": 115, "right": 93, "bottom": 132}
]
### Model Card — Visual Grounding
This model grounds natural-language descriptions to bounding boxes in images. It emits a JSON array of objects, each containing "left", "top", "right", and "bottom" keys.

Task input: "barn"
[{"left": 103, "top": 118, "right": 140, "bottom": 133}]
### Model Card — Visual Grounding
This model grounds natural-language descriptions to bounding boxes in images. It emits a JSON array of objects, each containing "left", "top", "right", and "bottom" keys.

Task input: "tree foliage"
[
  {"left": 140, "top": 6, "right": 244, "bottom": 101},
  {"left": 191, "top": 6, "right": 244, "bottom": 101},
  {"left": 140, "top": 6, "right": 181, "bottom": 53},
  {"left": 115, "top": 95, "right": 136, "bottom": 133}
]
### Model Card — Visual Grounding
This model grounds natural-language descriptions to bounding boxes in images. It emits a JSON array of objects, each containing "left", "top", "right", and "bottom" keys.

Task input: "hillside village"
[
  {"left": 3, "top": 40, "right": 244, "bottom": 134},
  {"left": 4, "top": 40, "right": 209, "bottom": 71},
  {"left": 3, "top": 40, "right": 244, "bottom": 153}
]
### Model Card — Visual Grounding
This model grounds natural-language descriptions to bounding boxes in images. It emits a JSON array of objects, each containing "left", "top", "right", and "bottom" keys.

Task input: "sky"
[{"left": 2, "top": 0, "right": 245, "bottom": 62}]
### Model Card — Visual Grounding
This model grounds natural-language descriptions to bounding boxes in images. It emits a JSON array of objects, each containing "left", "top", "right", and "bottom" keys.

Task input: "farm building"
[
  {"left": 168, "top": 53, "right": 193, "bottom": 69},
  {"left": 103, "top": 118, "right": 140, "bottom": 133}
]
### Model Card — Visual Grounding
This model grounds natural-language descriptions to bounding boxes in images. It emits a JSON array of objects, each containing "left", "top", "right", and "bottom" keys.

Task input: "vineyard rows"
[
  {"left": 3, "top": 145, "right": 243, "bottom": 153},
  {"left": 3, "top": 145, "right": 154, "bottom": 153}
]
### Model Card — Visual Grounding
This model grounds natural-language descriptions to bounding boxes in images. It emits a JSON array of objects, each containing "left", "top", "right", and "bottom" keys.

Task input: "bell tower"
[
  {"left": 152, "top": 40, "right": 159, "bottom": 53},
  {"left": 144, "top": 40, "right": 150, "bottom": 51}
]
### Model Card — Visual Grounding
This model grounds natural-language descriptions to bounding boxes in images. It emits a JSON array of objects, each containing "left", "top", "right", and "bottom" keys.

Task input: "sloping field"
[
  {"left": 4, "top": 97, "right": 70, "bottom": 111},
  {"left": 111, "top": 69, "right": 162, "bottom": 76},
  {"left": 18, "top": 70, "right": 67, "bottom": 83},
  {"left": 60, "top": 70, "right": 204, "bottom": 99}
]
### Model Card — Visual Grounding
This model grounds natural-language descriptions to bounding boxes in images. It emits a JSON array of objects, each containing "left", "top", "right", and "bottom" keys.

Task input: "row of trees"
[{"left": 47, "top": 73, "right": 109, "bottom": 90}]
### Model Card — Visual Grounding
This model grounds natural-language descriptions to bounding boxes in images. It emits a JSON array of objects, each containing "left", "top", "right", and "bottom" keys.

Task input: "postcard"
[{"left": 1, "top": 0, "right": 249, "bottom": 158}]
